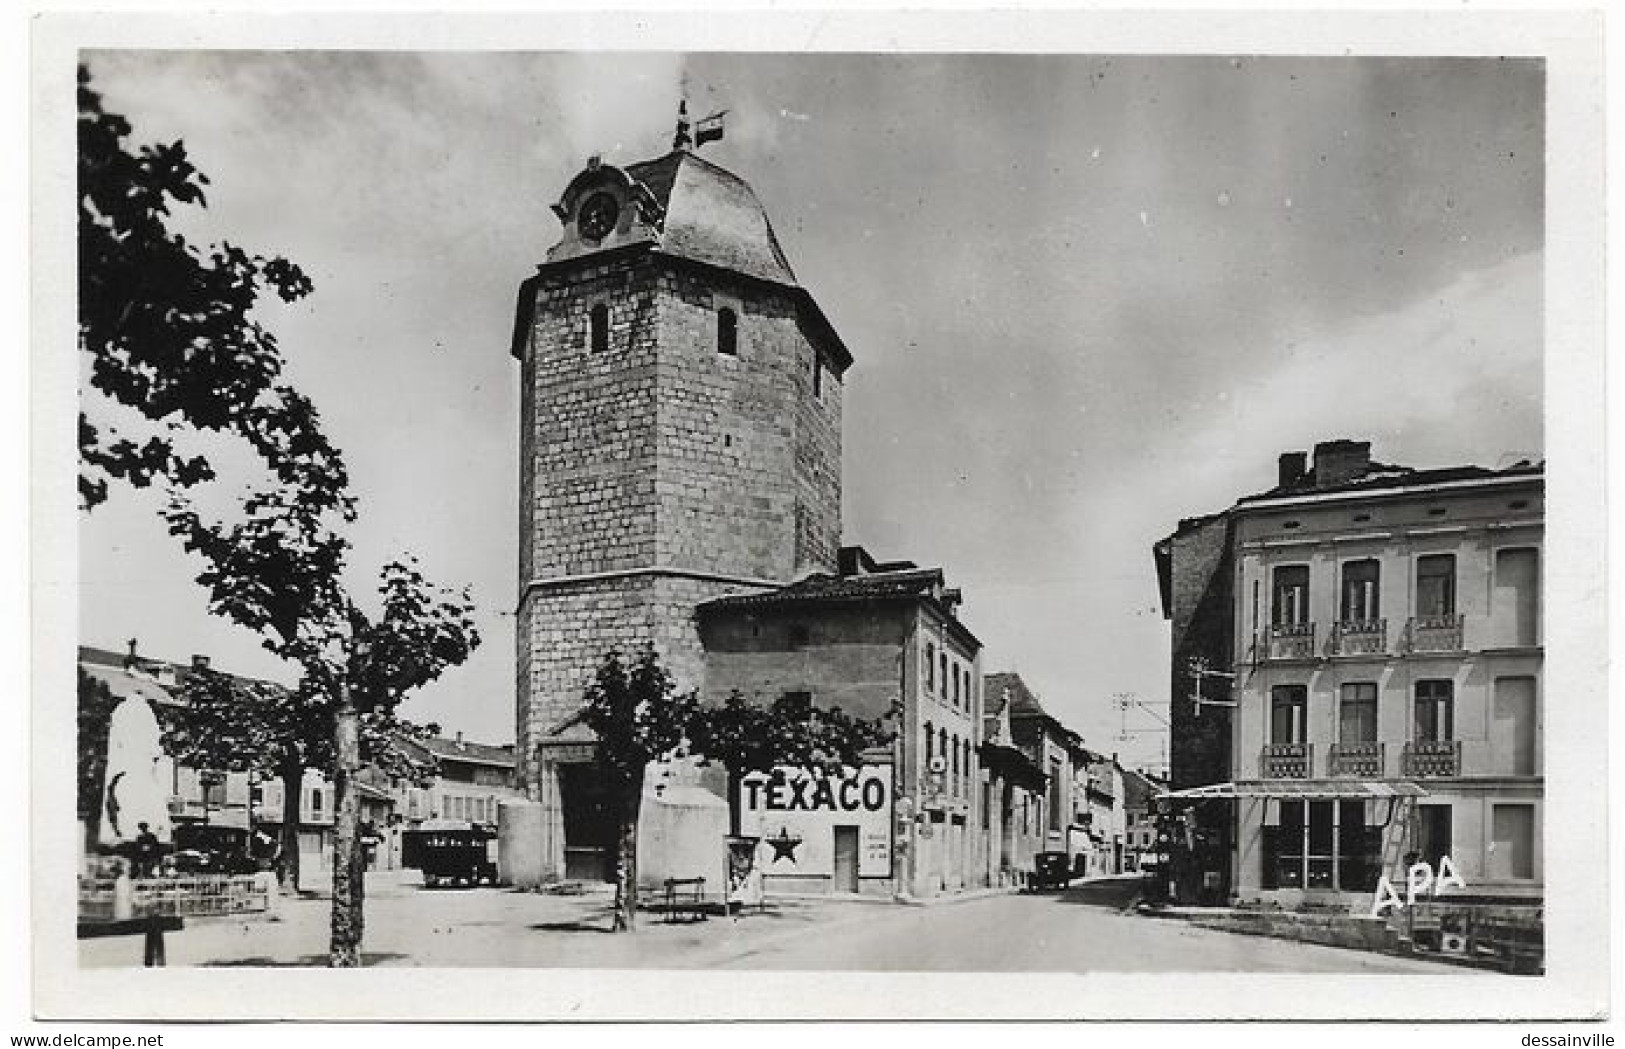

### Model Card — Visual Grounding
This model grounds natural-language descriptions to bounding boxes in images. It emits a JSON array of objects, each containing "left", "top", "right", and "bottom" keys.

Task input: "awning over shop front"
[{"left": 1158, "top": 779, "right": 1428, "bottom": 800}]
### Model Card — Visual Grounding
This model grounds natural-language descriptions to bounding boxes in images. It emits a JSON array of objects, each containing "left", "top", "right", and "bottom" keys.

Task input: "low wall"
[{"left": 1182, "top": 910, "right": 1399, "bottom": 954}]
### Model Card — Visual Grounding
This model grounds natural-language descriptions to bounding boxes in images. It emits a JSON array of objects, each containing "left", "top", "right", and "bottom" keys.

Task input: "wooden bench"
[{"left": 662, "top": 877, "right": 707, "bottom": 923}]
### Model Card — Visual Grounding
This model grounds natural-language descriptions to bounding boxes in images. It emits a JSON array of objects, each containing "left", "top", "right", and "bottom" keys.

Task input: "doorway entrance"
[{"left": 832, "top": 825, "right": 860, "bottom": 893}]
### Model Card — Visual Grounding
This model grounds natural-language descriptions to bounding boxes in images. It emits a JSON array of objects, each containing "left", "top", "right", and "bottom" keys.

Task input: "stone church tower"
[{"left": 510, "top": 123, "right": 852, "bottom": 880}]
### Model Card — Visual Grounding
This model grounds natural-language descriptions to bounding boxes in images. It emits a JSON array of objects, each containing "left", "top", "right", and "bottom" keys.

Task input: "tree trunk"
[
  {"left": 611, "top": 772, "right": 644, "bottom": 932},
  {"left": 726, "top": 766, "right": 743, "bottom": 836},
  {"left": 329, "top": 691, "right": 362, "bottom": 967},
  {"left": 277, "top": 761, "right": 303, "bottom": 895}
]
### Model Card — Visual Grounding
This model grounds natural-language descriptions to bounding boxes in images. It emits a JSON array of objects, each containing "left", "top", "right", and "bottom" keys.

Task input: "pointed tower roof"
[
  {"left": 622, "top": 150, "right": 798, "bottom": 287},
  {"left": 517, "top": 146, "right": 851, "bottom": 370}
]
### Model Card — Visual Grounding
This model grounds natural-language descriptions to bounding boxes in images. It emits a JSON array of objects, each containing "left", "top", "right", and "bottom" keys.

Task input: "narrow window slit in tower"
[
  {"left": 590, "top": 303, "right": 609, "bottom": 353},
  {"left": 717, "top": 307, "right": 738, "bottom": 355}
]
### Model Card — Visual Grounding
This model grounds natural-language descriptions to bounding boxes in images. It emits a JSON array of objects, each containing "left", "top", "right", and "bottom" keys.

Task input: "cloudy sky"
[{"left": 78, "top": 52, "right": 1543, "bottom": 770}]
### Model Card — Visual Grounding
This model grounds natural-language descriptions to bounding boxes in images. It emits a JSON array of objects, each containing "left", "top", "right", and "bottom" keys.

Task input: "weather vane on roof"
[{"left": 673, "top": 100, "right": 727, "bottom": 152}]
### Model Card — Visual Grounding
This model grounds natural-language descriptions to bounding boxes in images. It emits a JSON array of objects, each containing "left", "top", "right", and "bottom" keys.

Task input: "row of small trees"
[
  {"left": 79, "top": 62, "right": 480, "bottom": 966},
  {"left": 582, "top": 651, "right": 893, "bottom": 931}
]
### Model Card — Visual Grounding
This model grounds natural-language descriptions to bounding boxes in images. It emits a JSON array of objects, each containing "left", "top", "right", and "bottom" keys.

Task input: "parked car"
[
  {"left": 1032, "top": 851, "right": 1072, "bottom": 890},
  {"left": 169, "top": 823, "right": 260, "bottom": 876},
  {"left": 403, "top": 822, "right": 498, "bottom": 888}
]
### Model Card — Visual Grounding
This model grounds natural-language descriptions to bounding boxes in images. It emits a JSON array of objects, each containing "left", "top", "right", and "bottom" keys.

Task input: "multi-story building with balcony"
[{"left": 1157, "top": 440, "right": 1542, "bottom": 910}]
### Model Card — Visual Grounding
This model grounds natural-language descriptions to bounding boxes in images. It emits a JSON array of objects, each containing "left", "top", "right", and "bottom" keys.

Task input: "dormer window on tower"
[{"left": 717, "top": 307, "right": 738, "bottom": 356}]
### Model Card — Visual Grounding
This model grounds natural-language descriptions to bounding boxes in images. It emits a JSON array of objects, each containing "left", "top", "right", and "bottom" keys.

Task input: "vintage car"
[
  {"left": 169, "top": 823, "right": 260, "bottom": 876},
  {"left": 402, "top": 821, "right": 499, "bottom": 888},
  {"left": 1032, "top": 851, "right": 1072, "bottom": 891}
]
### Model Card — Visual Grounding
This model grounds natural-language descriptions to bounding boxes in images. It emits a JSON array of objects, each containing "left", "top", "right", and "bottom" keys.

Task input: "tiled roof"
[
  {"left": 417, "top": 736, "right": 516, "bottom": 768},
  {"left": 1237, "top": 461, "right": 1543, "bottom": 505},
  {"left": 626, "top": 151, "right": 799, "bottom": 288},
  {"left": 697, "top": 567, "right": 946, "bottom": 612},
  {"left": 984, "top": 672, "right": 1047, "bottom": 720},
  {"left": 78, "top": 645, "right": 288, "bottom": 707}
]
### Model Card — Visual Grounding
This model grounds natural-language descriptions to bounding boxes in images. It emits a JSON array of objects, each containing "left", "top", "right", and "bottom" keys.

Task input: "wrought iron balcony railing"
[
  {"left": 1332, "top": 618, "right": 1388, "bottom": 656},
  {"left": 1264, "top": 622, "right": 1317, "bottom": 661},
  {"left": 1328, "top": 741, "right": 1384, "bottom": 777},
  {"left": 1407, "top": 614, "right": 1465, "bottom": 654},
  {"left": 1402, "top": 739, "right": 1461, "bottom": 777},
  {"left": 1261, "top": 742, "right": 1312, "bottom": 779}
]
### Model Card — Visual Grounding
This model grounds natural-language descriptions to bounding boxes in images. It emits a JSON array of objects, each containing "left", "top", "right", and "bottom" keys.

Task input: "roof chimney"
[
  {"left": 837, "top": 545, "right": 879, "bottom": 577},
  {"left": 1312, "top": 440, "right": 1372, "bottom": 487},
  {"left": 191, "top": 654, "right": 210, "bottom": 671},
  {"left": 455, "top": 731, "right": 465, "bottom": 750},
  {"left": 124, "top": 638, "right": 139, "bottom": 668},
  {"left": 1277, "top": 451, "right": 1308, "bottom": 488}
]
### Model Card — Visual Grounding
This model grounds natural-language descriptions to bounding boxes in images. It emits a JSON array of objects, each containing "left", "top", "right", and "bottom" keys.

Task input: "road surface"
[
  {"left": 80, "top": 872, "right": 1464, "bottom": 974},
  {"left": 709, "top": 878, "right": 1463, "bottom": 973}
]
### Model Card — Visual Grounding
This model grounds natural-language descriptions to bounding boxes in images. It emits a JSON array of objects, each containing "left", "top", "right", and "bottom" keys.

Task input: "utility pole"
[
  {"left": 1115, "top": 692, "right": 1171, "bottom": 776},
  {"left": 1186, "top": 656, "right": 1237, "bottom": 718}
]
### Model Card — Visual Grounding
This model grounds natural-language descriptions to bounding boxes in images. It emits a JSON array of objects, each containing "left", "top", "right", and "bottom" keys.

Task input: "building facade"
[
  {"left": 988, "top": 673, "right": 1089, "bottom": 872},
  {"left": 1157, "top": 440, "right": 1543, "bottom": 910},
  {"left": 1077, "top": 752, "right": 1126, "bottom": 876},
  {"left": 977, "top": 686, "right": 1047, "bottom": 887},
  {"left": 1152, "top": 512, "right": 1236, "bottom": 902},
  {"left": 511, "top": 132, "right": 853, "bottom": 881},
  {"left": 696, "top": 547, "right": 985, "bottom": 898},
  {"left": 79, "top": 644, "right": 519, "bottom": 875},
  {"left": 1120, "top": 768, "right": 1165, "bottom": 872}
]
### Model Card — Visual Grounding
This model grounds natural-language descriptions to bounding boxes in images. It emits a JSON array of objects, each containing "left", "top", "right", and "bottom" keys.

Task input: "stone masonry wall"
[
  {"left": 657, "top": 268, "right": 842, "bottom": 581},
  {"left": 515, "top": 254, "right": 838, "bottom": 797},
  {"left": 522, "top": 262, "right": 661, "bottom": 582}
]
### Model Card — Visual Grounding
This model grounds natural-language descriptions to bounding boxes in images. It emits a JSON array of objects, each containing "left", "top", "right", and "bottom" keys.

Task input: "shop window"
[
  {"left": 1263, "top": 800, "right": 1304, "bottom": 889},
  {"left": 590, "top": 303, "right": 608, "bottom": 354},
  {"left": 1336, "top": 800, "right": 1381, "bottom": 892},
  {"left": 1413, "top": 804, "right": 1452, "bottom": 869},
  {"left": 1416, "top": 554, "right": 1457, "bottom": 618},
  {"left": 1414, "top": 680, "right": 1455, "bottom": 741},
  {"left": 1271, "top": 565, "right": 1310, "bottom": 626}
]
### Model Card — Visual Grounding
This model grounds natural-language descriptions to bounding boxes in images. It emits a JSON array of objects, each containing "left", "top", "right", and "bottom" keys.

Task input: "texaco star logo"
[{"left": 765, "top": 825, "right": 804, "bottom": 864}]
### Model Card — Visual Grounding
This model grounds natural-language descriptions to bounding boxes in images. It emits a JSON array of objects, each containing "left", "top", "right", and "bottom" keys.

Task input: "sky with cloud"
[{"left": 78, "top": 52, "right": 1543, "bottom": 770}]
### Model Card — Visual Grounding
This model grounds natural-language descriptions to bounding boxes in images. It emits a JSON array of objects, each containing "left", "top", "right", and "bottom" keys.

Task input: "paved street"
[{"left": 80, "top": 872, "right": 1465, "bottom": 974}]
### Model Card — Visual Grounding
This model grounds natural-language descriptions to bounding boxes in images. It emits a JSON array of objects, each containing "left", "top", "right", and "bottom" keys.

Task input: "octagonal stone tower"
[{"left": 511, "top": 139, "right": 852, "bottom": 880}]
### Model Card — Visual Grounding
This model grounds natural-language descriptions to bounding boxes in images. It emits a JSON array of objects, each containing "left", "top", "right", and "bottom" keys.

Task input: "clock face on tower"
[{"left": 579, "top": 192, "right": 620, "bottom": 241}]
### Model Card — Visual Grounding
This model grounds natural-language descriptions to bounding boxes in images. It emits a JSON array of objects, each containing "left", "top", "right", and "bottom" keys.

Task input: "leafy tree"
[
  {"left": 580, "top": 649, "right": 698, "bottom": 932},
  {"left": 165, "top": 465, "right": 480, "bottom": 966},
  {"left": 77, "top": 63, "right": 348, "bottom": 514},
  {"left": 162, "top": 667, "right": 442, "bottom": 895},
  {"left": 77, "top": 669, "right": 122, "bottom": 847},
  {"left": 580, "top": 653, "right": 896, "bottom": 931},
  {"left": 686, "top": 690, "right": 895, "bottom": 835}
]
